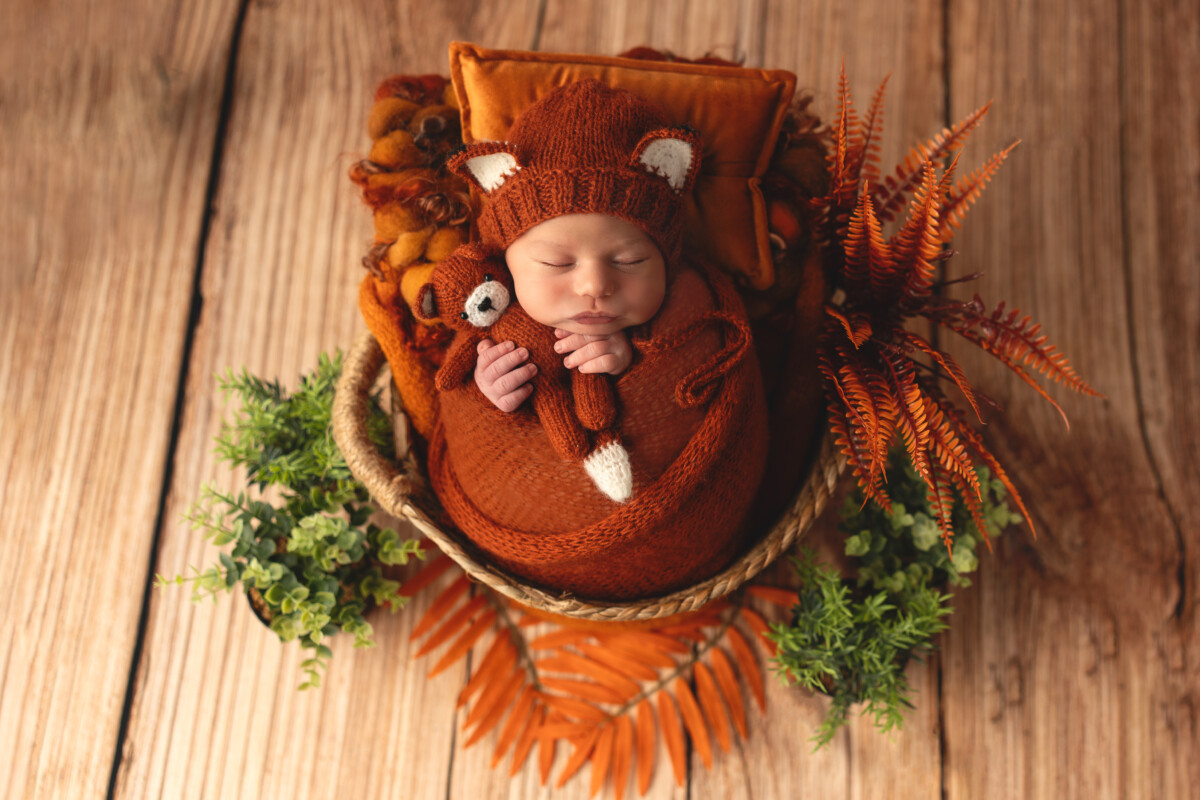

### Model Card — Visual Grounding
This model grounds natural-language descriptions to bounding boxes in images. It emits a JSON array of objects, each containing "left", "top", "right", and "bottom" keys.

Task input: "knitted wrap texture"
[{"left": 429, "top": 262, "right": 769, "bottom": 601}]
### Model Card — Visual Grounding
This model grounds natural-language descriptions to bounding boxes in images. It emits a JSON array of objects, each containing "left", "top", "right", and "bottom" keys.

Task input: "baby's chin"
[{"left": 555, "top": 319, "right": 627, "bottom": 336}]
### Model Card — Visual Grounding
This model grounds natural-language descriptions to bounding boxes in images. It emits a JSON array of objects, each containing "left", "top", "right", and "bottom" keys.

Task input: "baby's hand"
[
  {"left": 553, "top": 329, "right": 632, "bottom": 375},
  {"left": 475, "top": 339, "right": 537, "bottom": 412}
]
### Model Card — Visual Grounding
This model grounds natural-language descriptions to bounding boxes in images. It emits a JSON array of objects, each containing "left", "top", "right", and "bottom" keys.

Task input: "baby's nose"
[{"left": 575, "top": 262, "right": 614, "bottom": 298}]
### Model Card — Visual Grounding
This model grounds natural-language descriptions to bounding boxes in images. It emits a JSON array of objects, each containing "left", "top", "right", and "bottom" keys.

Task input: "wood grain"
[
  {"left": 113, "top": 2, "right": 539, "bottom": 799},
  {"left": 3, "top": 0, "right": 1196, "bottom": 797},
  {"left": 0, "top": 1, "right": 239, "bottom": 797},
  {"left": 940, "top": 0, "right": 1198, "bottom": 797}
]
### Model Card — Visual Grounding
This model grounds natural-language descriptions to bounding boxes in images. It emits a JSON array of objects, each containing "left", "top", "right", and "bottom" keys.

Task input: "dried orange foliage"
[
  {"left": 814, "top": 66, "right": 1102, "bottom": 550},
  {"left": 405, "top": 559, "right": 799, "bottom": 798}
]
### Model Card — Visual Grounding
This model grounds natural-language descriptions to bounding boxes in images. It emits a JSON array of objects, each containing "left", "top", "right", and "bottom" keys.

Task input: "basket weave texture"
[{"left": 333, "top": 328, "right": 843, "bottom": 622}]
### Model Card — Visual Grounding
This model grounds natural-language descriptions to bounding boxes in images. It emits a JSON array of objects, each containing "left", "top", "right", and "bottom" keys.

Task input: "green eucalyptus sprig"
[
  {"left": 156, "top": 352, "right": 423, "bottom": 690},
  {"left": 769, "top": 450, "right": 1022, "bottom": 747}
]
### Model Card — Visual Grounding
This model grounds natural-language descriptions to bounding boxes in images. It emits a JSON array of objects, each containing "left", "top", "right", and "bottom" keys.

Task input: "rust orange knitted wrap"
[{"left": 429, "top": 261, "right": 769, "bottom": 601}]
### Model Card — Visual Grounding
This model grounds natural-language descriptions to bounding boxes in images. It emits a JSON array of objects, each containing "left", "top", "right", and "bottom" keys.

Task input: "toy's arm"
[
  {"left": 572, "top": 371, "right": 617, "bottom": 431},
  {"left": 435, "top": 334, "right": 481, "bottom": 392}
]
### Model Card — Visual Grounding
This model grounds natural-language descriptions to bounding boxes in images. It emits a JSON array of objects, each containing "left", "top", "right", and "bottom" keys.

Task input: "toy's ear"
[
  {"left": 446, "top": 141, "right": 523, "bottom": 194},
  {"left": 630, "top": 127, "right": 702, "bottom": 193},
  {"left": 415, "top": 282, "right": 439, "bottom": 321}
]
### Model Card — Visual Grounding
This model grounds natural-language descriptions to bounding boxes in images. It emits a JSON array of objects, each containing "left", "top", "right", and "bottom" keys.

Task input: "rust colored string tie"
[{"left": 633, "top": 311, "right": 753, "bottom": 407}]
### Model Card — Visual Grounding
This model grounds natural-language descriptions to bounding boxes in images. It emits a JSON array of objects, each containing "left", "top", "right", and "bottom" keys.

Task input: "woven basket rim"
[{"left": 333, "top": 329, "right": 844, "bottom": 622}]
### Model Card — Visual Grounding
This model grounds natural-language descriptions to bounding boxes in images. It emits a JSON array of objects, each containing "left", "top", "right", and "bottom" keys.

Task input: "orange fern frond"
[
  {"left": 855, "top": 74, "right": 890, "bottom": 186},
  {"left": 899, "top": 330, "right": 984, "bottom": 422},
  {"left": 889, "top": 162, "right": 943, "bottom": 309},
  {"left": 940, "top": 140, "right": 1020, "bottom": 243},
  {"left": 826, "top": 305, "right": 873, "bottom": 348},
  {"left": 880, "top": 355, "right": 932, "bottom": 482},
  {"left": 873, "top": 100, "right": 993, "bottom": 223}
]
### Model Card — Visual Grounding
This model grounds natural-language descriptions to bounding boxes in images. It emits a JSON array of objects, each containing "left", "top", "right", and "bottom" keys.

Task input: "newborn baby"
[
  {"left": 428, "top": 78, "right": 767, "bottom": 601},
  {"left": 473, "top": 212, "right": 665, "bottom": 411}
]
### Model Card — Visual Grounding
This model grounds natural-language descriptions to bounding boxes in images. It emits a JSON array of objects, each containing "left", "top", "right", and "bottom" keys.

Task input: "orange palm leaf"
[
  {"left": 492, "top": 685, "right": 537, "bottom": 767},
  {"left": 708, "top": 647, "right": 748, "bottom": 738},
  {"left": 409, "top": 573, "right": 470, "bottom": 640},
  {"left": 612, "top": 714, "right": 634, "bottom": 800},
  {"left": 672, "top": 678, "right": 713, "bottom": 768},
  {"left": 463, "top": 671, "right": 524, "bottom": 748},
  {"left": 538, "top": 718, "right": 559, "bottom": 786},
  {"left": 589, "top": 723, "right": 616, "bottom": 798},
  {"left": 458, "top": 634, "right": 516, "bottom": 708},
  {"left": 542, "top": 694, "right": 610, "bottom": 723},
  {"left": 396, "top": 552, "right": 454, "bottom": 598},
  {"left": 415, "top": 593, "right": 488, "bottom": 657},
  {"left": 537, "top": 653, "right": 642, "bottom": 698},
  {"left": 542, "top": 676, "right": 635, "bottom": 707},
  {"left": 635, "top": 699, "right": 656, "bottom": 795},
  {"left": 656, "top": 691, "right": 688, "bottom": 787},
  {"left": 555, "top": 728, "right": 600, "bottom": 788},
  {"left": 694, "top": 663, "right": 732, "bottom": 753},
  {"left": 726, "top": 627, "right": 766, "bottom": 712},
  {"left": 578, "top": 642, "right": 661, "bottom": 682},
  {"left": 429, "top": 609, "right": 496, "bottom": 677},
  {"left": 509, "top": 703, "right": 544, "bottom": 777}
]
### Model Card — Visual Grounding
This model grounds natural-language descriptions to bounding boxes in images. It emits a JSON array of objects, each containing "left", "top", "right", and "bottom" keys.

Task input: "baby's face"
[{"left": 504, "top": 214, "right": 666, "bottom": 335}]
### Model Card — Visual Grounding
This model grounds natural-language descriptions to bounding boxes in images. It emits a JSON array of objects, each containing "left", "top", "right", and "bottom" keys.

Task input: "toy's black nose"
[{"left": 478, "top": 296, "right": 494, "bottom": 312}]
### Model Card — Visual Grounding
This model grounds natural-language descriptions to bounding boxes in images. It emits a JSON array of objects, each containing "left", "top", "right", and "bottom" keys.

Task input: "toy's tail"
[{"left": 583, "top": 432, "right": 633, "bottom": 503}]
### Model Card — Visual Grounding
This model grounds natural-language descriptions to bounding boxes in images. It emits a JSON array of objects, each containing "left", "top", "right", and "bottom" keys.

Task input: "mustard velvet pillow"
[{"left": 448, "top": 42, "right": 796, "bottom": 290}]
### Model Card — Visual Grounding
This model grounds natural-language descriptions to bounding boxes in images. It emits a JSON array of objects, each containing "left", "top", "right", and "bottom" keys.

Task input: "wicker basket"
[{"left": 333, "top": 328, "right": 843, "bottom": 622}]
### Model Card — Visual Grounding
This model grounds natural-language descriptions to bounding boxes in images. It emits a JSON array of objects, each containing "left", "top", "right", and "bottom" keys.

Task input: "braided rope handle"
[{"left": 333, "top": 328, "right": 846, "bottom": 622}]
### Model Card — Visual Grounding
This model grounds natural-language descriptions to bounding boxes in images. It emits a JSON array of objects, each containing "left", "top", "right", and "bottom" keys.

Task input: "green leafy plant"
[
  {"left": 768, "top": 450, "right": 1021, "bottom": 746},
  {"left": 156, "top": 352, "right": 423, "bottom": 689}
]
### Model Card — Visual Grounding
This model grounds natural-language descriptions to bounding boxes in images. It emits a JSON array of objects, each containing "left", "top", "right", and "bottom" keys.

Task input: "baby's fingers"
[
  {"left": 477, "top": 340, "right": 526, "bottom": 376},
  {"left": 553, "top": 331, "right": 603, "bottom": 355},
  {"left": 492, "top": 383, "right": 534, "bottom": 413}
]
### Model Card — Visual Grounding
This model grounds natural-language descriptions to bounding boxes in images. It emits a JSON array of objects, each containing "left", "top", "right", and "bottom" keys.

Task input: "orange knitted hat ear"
[
  {"left": 446, "top": 140, "right": 524, "bottom": 195},
  {"left": 448, "top": 80, "right": 701, "bottom": 269}
]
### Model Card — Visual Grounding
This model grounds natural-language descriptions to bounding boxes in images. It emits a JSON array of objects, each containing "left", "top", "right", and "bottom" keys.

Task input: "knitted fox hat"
[{"left": 445, "top": 79, "right": 702, "bottom": 267}]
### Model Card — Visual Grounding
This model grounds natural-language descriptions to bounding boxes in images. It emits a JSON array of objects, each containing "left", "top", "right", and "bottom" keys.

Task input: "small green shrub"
[{"left": 156, "top": 352, "right": 423, "bottom": 689}]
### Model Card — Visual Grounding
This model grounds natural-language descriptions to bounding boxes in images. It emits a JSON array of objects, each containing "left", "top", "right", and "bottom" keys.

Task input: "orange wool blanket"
[{"left": 429, "top": 259, "right": 769, "bottom": 601}]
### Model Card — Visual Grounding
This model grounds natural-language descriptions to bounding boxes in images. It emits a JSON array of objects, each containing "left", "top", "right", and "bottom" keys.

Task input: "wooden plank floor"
[{"left": 2, "top": 1, "right": 1195, "bottom": 797}]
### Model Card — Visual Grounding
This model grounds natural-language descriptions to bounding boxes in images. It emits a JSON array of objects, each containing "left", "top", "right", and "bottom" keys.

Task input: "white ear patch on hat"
[
  {"left": 462, "top": 151, "right": 520, "bottom": 193},
  {"left": 631, "top": 127, "right": 702, "bottom": 194},
  {"left": 447, "top": 143, "right": 524, "bottom": 195}
]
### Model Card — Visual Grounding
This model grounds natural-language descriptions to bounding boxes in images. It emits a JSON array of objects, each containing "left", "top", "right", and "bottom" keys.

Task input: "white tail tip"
[{"left": 583, "top": 442, "right": 633, "bottom": 503}]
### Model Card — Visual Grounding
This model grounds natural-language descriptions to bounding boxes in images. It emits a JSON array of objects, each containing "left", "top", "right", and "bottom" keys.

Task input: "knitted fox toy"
[{"left": 415, "top": 242, "right": 634, "bottom": 502}]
